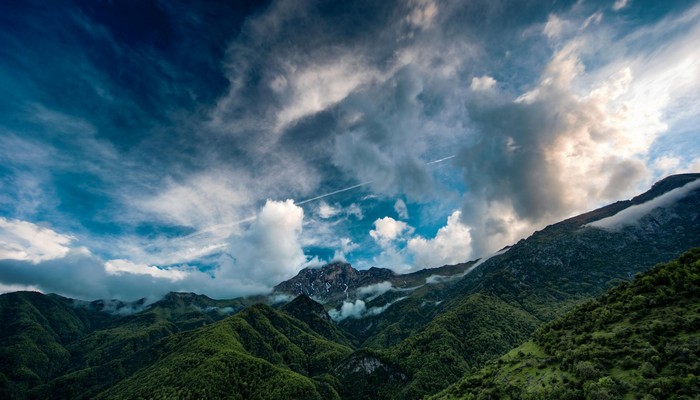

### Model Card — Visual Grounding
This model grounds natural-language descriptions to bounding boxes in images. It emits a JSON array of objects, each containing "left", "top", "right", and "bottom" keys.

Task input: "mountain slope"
[
  {"left": 0, "top": 292, "right": 116, "bottom": 398},
  {"left": 91, "top": 303, "right": 353, "bottom": 400},
  {"left": 432, "top": 248, "right": 700, "bottom": 399}
]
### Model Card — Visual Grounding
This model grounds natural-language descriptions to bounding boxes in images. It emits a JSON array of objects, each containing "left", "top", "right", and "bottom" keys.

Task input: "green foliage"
[{"left": 432, "top": 248, "right": 700, "bottom": 399}]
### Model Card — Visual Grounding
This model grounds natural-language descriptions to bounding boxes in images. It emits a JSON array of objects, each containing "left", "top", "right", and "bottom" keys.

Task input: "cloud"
[
  {"left": 332, "top": 237, "right": 359, "bottom": 262},
  {"left": 357, "top": 281, "right": 393, "bottom": 301},
  {"left": 588, "top": 178, "right": 700, "bottom": 230},
  {"left": 0, "top": 218, "right": 75, "bottom": 263},
  {"left": 104, "top": 259, "right": 188, "bottom": 282},
  {"left": 329, "top": 299, "right": 366, "bottom": 321},
  {"left": 613, "top": 0, "right": 630, "bottom": 11},
  {"left": 406, "top": 0, "right": 439, "bottom": 29},
  {"left": 328, "top": 296, "right": 408, "bottom": 321},
  {"left": 543, "top": 14, "right": 572, "bottom": 40},
  {"left": 272, "top": 58, "right": 378, "bottom": 132},
  {"left": 366, "top": 296, "right": 408, "bottom": 316},
  {"left": 394, "top": 199, "right": 409, "bottom": 219},
  {"left": 370, "top": 217, "right": 412, "bottom": 248},
  {"left": 135, "top": 173, "right": 251, "bottom": 230},
  {"left": 407, "top": 210, "right": 472, "bottom": 268},
  {"left": 457, "top": 6, "right": 700, "bottom": 256},
  {"left": 0, "top": 249, "right": 196, "bottom": 301},
  {"left": 345, "top": 203, "right": 364, "bottom": 220},
  {"left": 470, "top": 75, "right": 497, "bottom": 91},
  {"left": 221, "top": 199, "right": 308, "bottom": 288},
  {"left": 318, "top": 201, "right": 341, "bottom": 219}
]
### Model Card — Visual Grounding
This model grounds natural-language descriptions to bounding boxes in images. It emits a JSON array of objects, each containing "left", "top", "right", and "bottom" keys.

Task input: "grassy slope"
[{"left": 432, "top": 249, "right": 700, "bottom": 400}]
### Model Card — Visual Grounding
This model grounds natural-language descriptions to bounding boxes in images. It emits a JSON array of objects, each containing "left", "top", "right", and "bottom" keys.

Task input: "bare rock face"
[{"left": 274, "top": 262, "right": 395, "bottom": 303}]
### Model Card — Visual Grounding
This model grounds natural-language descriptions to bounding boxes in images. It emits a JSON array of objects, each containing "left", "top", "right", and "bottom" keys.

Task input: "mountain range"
[{"left": 1, "top": 173, "right": 699, "bottom": 399}]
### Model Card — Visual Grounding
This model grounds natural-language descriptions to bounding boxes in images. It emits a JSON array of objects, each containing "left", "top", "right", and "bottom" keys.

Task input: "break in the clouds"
[{"left": 1, "top": 0, "right": 699, "bottom": 300}]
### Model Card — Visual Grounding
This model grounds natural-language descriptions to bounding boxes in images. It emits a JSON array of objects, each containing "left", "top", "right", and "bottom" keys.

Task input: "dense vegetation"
[{"left": 433, "top": 248, "right": 700, "bottom": 399}]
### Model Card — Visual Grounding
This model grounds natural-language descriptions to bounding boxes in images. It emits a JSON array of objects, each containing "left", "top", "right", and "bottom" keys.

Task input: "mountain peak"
[{"left": 274, "top": 262, "right": 395, "bottom": 303}]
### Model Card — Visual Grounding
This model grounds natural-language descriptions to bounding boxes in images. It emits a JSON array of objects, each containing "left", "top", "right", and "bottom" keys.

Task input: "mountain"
[
  {"left": 0, "top": 174, "right": 698, "bottom": 399},
  {"left": 432, "top": 248, "right": 700, "bottom": 399},
  {"left": 273, "top": 261, "right": 473, "bottom": 304}
]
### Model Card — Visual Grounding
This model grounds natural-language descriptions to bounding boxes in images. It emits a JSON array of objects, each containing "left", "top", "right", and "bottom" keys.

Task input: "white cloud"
[
  {"left": 135, "top": 173, "right": 251, "bottom": 230},
  {"left": 653, "top": 155, "right": 681, "bottom": 175},
  {"left": 104, "top": 259, "right": 188, "bottom": 282},
  {"left": 613, "top": 0, "right": 630, "bottom": 11},
  {"left": 470, "top": 75, "right": 497, "bottom": 91},
  {"left": 407, "top": 0, "right": 439, "bottom": 29},
  {"left": 345, "top": 203, "right": 364, "bottom": 220},
  {"left": 394, "top": 198, "right": 409, "bottom": 219},
  {"left": 366, "top": 296, "right": 408, "bottom": 316},
  {"left": 0, "top": 218, "right": 75, "bottom": 263},
  {"left": 222, "top": 199, "right": 308, "bottom": 287},
  {"left": 543, "top": 14, "right": 571, "bottom": 40},
  {"left": 370, "top": 217, "right": 412, "bottom": 247},
  {"left": 329, "top": 299, "right": 366, "bottom": 321},
  {"left": 407, "top": 211, "right": 472, "bottom": 268},
  {"left": 332, "top": 237, "right": 358, "bottom": 262},
  {"left": 588, "top": 178, "right": 700, "bottom": 230},
  {"left": 357, "top": 281, "right": 393, "bottom": 300},
  {"left": 274, "top": 59, "right": 377, "bottom": 131},
  {"left": 329, "top": 296, "right": 409, "bottom": 321},
  {"left": 318, "top": 201, "right": 340, "bottom": 219}
]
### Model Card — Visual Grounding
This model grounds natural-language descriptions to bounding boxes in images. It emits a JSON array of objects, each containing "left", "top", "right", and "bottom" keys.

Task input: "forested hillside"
[{"left": 433, "top": 248, "right": 700, "bottom": 399}]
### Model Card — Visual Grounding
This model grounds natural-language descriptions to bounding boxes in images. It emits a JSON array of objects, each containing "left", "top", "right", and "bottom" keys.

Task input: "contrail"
[
  {"left": 296, "top": 181, "right": 375, "bottom": 205},
  {"left": 426, "top": 154, "right": 456, "bottom": 165},
  {"left": 296, "top": 154, "right": 456, "bottom": 205}
]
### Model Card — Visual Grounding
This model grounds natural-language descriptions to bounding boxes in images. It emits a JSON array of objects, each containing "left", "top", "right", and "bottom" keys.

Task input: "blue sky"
[{"left": 1, "top": 0, "right": 699, "bottom": 300}]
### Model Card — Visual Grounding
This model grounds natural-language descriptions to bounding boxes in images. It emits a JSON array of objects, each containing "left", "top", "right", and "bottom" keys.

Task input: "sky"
[{"left": 1, "top": 0, "right": 699, "bottom": 301}]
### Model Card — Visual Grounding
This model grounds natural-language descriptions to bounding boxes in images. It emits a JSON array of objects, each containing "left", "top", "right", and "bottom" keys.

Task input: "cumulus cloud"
[
  {"left": 0, "top": 199, "right": 313, "bottom": 300},
  {"left": 407, "top": 210, "right": 472, "bottom": 268},
  {"left": 470, "top": 75, "right": 497, "bottom": 91},
  {"left": 0, "top": 218, "right": 75, "bottom": 263},
  {"left": 222, "top": 199, "right": 308, "bottom": 288},
  {"left": 370, "top": 217, "right": 412, "bottom": 247},
  {"left": 588, "top": 178, "right": 700, "bottom": 230}
]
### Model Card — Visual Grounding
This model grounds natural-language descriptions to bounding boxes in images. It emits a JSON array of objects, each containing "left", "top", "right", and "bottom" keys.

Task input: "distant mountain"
[
  {"left": 0, "top": 174, "right": 698, "bottom": 399},
  {"left": 432, "top": 248, "right": 700, "bottom": 399},
  {"left": 274, "top": 261, "right": 473, "bottom": 305}
]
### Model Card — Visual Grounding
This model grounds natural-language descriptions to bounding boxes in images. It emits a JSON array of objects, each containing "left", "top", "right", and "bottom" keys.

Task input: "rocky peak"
[{"left": 274, "top": 262, "right": 396, "bottom": 303}]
